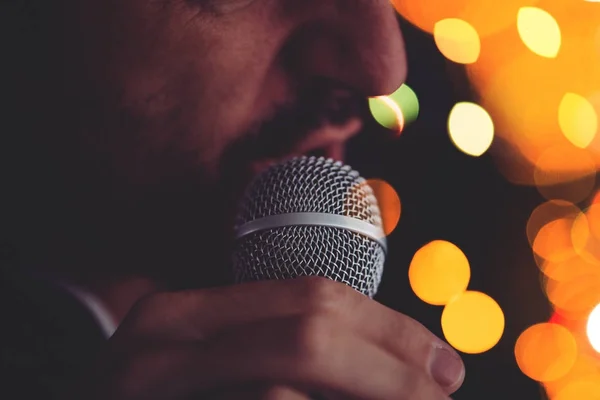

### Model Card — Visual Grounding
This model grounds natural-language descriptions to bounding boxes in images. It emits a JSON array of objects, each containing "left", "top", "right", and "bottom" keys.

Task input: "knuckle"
[{"left": 296, "top": 276, "right": 353, "bottom": 314}]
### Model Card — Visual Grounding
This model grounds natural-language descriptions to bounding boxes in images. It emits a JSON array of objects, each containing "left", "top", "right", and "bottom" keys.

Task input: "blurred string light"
[
  {"left": 434, "top": 19, "right": 481, "bottom": 64},
  {"left": 441, "top": 291, "right": 505, "bottom": 354},
  {"left": 368, "top": 84, "right": 419, "bottom": 133},
  {"left": 448, "top": 102, "right": 495, "bottom": 156},
  {"left": 408, "top": 240, "right": 471, "bottom": 306},
  {"left": 517, "top": 7, "right": 562, "bottom": 58}
]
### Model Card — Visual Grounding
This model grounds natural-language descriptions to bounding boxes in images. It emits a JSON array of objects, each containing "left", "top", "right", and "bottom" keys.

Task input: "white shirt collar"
[{"left": 62, "top": 284, "right": 118, "bottom": 339}]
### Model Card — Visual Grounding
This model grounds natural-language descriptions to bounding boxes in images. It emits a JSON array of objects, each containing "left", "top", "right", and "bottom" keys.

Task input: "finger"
[
  {"left": 207, "top": 385, "right": 311, "bottom": 400},
  {"left": 125, "top": 315, "right": 451, "bottom": 400},
  {"left": 121, "top": 276, "right": 464, "bottom": 393}
]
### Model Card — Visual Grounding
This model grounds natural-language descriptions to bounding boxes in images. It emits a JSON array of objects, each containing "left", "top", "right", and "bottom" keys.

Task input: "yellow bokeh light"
[
  {"left": 391, "top": 0, "right": 540, "bottom": 38},
  {"left": 434, "top": 19, "right": 481, "bottom": 64},
  {"left": 466, "top": 0, "right": 600, "bottom": 185},
  {"left": 517, "top": 7, "right": 562, "bottom": 58},
  {"left": 559, "top": 93, "right": 598, "bottom": 149},
  {"left": 515, "top": 323, "right": 577, "bottom": 382},
  {"left": 441, "top": 291, "right": 505, "bottom": 354},
  {"left": 448, "top": 102, "right": 494, "bottom": 157},
  {"left": 554, "top": 379, "right": 600, "bottom": 400},
  {"left": 366, "top": 179, "right": 401, "bottom": 237},
  {"left": 408, "top": 240, "right": 471, "bottom": 306},
  {"left": 587, "top": 303, "right": 600, "bottom": 353}
]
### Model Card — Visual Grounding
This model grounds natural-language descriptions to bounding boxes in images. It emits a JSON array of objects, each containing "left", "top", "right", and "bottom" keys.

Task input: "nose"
[{"left": 281, "top": 0, "right": 407, "bottom": 96}]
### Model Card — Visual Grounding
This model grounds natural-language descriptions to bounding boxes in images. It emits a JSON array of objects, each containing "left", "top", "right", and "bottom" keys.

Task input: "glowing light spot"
[
  {"left": 554, "top": 379, "right": 600, "bottom": 400},
  {"left": 366, "top": 179, "right": 401, "bottom": 237},
  {"left": 534, "top": 146, "right": 596, "bottom": 203},
  {"left": 517, "top": 7, "right": 562, "bottom": 58},
  {"left": 441, "top": 291, "right": 505, "bottom": 354},
  {"left": 369, "top": 96, "right": 405, "bottom": 133},
  {"left": 409, "top": 240, "right": 470, "bottom": 306},
  {"left": 587, "top": 303, "right": 600, "bottom": 353},
  {"left": 545, "top": 273, "right": 600, "bottom": 319},
  {"left": 542, "top": 256, "right": 599, "bottom": 283},
  {"left": 559, "top": 93, "right": 598, "bottom": 149},
  {"left": 532, "top": 217, "right": 576, "bottom": 263},
  {"left": 434, "top": 19, "right": 481, "bottom": 64},
  {"left": 545, "top": 353, "right": 600, "bottom": 399},
  {"left": 389, "top": 84, "right": 420, "bottom": 125},
  {"left": 526, "top": 200, "right": 580, "bottom": 248},
  {"left": 515, "top": 323, "right": 577, "bottom": 382},
  {"left": 448, "top": 102, "right": 494, "bottom": 156}
]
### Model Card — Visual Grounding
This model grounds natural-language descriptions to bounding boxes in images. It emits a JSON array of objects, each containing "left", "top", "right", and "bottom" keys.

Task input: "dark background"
[{"left": 347, "top": 18, "right": 553, "bottom": 400}]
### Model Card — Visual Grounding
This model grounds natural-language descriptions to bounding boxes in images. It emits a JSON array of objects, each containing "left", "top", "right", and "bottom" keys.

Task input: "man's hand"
[{"left": 76, "top": 277, "right": 465, "bottom": 400}]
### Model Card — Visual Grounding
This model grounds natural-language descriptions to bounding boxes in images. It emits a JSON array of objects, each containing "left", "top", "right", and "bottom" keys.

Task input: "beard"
[{"left": 9, "top": 77, "right": 365, "bottom": 291}]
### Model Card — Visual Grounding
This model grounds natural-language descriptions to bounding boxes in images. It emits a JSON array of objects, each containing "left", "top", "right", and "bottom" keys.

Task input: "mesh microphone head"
[{"left": 232, "top": 156, "right": 386, "bottom": 298}]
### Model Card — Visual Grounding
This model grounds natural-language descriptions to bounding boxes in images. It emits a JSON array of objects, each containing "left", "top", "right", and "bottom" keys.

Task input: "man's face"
[
  {"left": 14, "top": 0, "right": 407, "bottom": 286},
  {"left": 60, "top": 0, "right": 406, "bottom": 183}
]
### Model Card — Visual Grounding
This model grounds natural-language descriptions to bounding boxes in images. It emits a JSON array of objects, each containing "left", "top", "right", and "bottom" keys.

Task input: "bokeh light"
[
  {"left": 544, "top": 352, "right": 600, "bottom": 399},
  {"left": 587, "top": 303, "right": 600, "bottom": 353},
  {"left": 448, "top": 102, "right": 495, "bottom": 157},
  {"left": 369, "top": 84, "right": 419, "bottom": 133},
  {"left": 391, "top": 0, "right": 540, "bottom": 38},
  {"left": 369, "top": 96, "right": 404, "bottom": 132},
  {"left": 559, "top": 93, "right": 598, "bottom": 149},
  {"left": 532, "top": 217, "right": 577, "bottom": 263},
  {"left": 545, "top": 273, "right": 600, "bottom": 320},
  {"left": 434, "top": 19, "right": 480, "bottom": 64},
  {"left": 441, "top": 291, "right": 505, "bottom": 354},
  {"left": 554, "top": 379, "right": 600, "bottom": 400},
  {"left": 526, "top": 200, "right": 580, "bottom": 248},
  {"left": 533, "top": 146, "right": 596, "bottom": 203},
  {"left": 515, "top": 323, "right": 577, "bottom": 382},
  {"left": 517, "top": 7, "right": 562, "bottom": 58},
  {"left": 366, "top": 179, "right": 402, "bottom": 237},
  {"left": 408, "top": 240, "right": 471, "bottom": 306}
]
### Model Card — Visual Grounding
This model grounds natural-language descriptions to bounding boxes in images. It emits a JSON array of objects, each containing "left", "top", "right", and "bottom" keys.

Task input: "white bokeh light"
[{"left": 587, "top": 303, "right": 600, "bottom": 353}]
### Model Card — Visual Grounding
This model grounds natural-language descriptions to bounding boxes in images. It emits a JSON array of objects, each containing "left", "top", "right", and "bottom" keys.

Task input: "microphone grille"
[
  {"left": 235, "top": 157, "right": 382, "bottom": 226},
  {"left": 233, "top": 157, "right": 386, "bottom": 298}
]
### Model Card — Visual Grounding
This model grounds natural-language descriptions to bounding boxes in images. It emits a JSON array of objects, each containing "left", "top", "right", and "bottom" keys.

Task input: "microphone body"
[{"left": 232, "top": 156, "right": 387, "bottom": 298}]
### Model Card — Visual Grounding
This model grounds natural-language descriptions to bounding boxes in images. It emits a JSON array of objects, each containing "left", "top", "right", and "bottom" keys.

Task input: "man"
[{"left": 1, "top": 0, "right": 465, "bottom": 399}]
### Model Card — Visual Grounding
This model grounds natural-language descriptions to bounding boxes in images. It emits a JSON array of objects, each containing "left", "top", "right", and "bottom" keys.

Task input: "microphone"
[{"left": 232, "top": 156, "right": 387, "bottom": 298}]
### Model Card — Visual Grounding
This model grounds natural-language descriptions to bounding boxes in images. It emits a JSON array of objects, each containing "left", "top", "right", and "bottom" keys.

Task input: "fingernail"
[{"left": 430, "top": 344, "right": 465, "bottom": 388}]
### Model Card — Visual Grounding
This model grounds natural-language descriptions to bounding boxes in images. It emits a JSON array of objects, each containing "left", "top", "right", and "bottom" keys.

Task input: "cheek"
[{"left": 70, "top": 0, "right": 294, "bottom": 175}]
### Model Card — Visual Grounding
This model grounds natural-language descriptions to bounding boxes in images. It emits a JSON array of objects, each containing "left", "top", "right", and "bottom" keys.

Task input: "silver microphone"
[{"left": 232, "top": 156, "right": 387, "bottom": 298}]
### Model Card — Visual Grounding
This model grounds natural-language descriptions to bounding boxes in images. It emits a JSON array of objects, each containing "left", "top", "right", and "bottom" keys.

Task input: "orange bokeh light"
[
  {"left": 515, "top": 323, "right": 578, "bottom": 382},
  {"left": 366, "top": 179, "right": 402, "bottom": 236},
  {"left": 391, "top": 0, "right": 540, "bottom": 38}
]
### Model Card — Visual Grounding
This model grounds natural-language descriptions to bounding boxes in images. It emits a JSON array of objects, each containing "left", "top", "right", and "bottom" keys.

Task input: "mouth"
[{"left": 248, "top": 116, "right": 363, "bottom": 176}]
